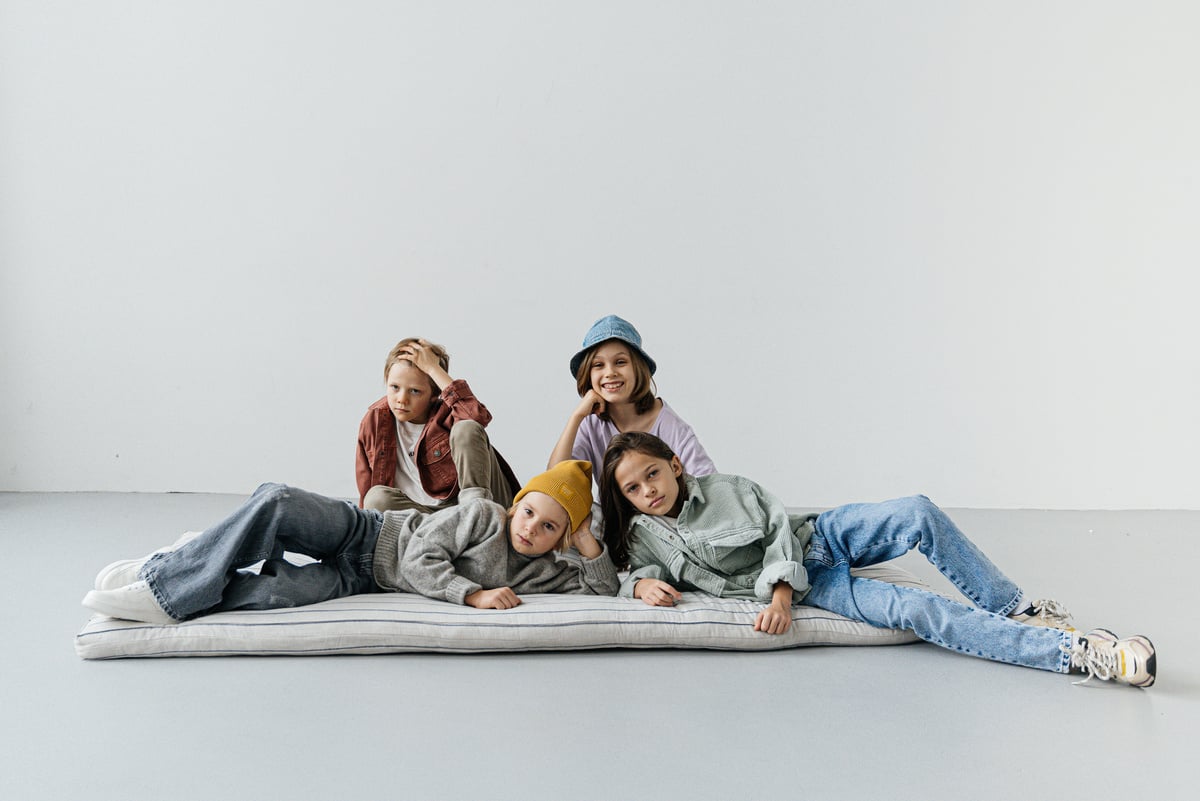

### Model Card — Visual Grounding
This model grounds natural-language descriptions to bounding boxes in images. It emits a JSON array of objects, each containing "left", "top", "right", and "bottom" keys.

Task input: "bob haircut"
[
  {"left": 573, "top": 341, "right": 657, "bottom": 419},
  {"left": 599, "top": 431, "right": 689, "bottom": 570}
]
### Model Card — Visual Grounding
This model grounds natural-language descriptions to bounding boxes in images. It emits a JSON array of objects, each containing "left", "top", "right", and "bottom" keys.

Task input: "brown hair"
[
  {"left": 573, "top": 341, "right": 657, "bottom": 419},
  {"left": 599, "top": 431, "right": 689, "bottom": 570},
  {"left": 383, "top": 337, "right": 450, "bottom": 395}
]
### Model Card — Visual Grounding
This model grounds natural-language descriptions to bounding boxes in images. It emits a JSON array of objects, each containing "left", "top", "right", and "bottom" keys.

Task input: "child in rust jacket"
[{"left": 356, "top": 337, "right": 519, "bottom": 512}]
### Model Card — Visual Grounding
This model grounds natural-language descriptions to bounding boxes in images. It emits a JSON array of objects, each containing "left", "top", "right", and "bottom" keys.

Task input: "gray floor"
[{"left": 2, "top": 491, "right": 1196, "bottom": 800}]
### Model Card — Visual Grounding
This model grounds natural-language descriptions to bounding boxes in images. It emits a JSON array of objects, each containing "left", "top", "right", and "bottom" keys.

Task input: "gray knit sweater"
[{"left": 372, "top": 488, "right": 619, "bottom": 604}]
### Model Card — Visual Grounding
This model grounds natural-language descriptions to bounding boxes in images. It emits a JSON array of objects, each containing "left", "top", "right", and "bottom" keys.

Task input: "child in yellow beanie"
[{"left": 83, "top": 461, "right": 617, "bottom": 624}]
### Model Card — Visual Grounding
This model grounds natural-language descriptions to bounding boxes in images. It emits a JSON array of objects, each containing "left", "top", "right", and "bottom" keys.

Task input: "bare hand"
[
  {"left": 570, "top": 514, "right": 602, "bottom": 559},
  {"left": 465, "top": 587, "right": 521, "bottom": 609},
  {"left": 754, "top": 603, "right": 793, "bottom": 635},
  {"left": 634, "top": 579, "right": 682, "bottom": 607},
  {"left": 396, "top": 339, "right": 442, "bottom": 376},
  {"left": 574, "top": 389, "right": 605, "bottom": 420}
]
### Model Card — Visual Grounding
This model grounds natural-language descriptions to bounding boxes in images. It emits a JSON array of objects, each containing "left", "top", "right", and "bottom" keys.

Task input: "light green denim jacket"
[{"left": 618, "top": 473, "right": 815, "bottom": 602}]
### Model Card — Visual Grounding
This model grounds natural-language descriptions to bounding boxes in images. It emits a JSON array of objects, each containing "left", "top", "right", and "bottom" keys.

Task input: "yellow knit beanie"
[{"left": 512, "top": 460, "right": 594, "bottom": 533}]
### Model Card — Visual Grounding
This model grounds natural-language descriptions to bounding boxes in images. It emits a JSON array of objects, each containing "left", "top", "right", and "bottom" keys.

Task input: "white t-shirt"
[{"left": 394, "top": 420, "right": 442, "bottom": 508}]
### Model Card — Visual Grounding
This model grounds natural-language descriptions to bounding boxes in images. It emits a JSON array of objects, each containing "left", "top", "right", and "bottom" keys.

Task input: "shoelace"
[
  {"left": 1030, "top": 598, "right": 1074, "bottom": 627},
  {"left": 1066, "top": 636, "right": 1118, "bottom": 685}
]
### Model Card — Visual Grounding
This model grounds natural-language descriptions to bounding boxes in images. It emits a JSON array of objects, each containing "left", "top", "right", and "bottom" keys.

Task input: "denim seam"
[
  {"left": 141, "top": 554, "right": 183, "bottom": 621},
  {"left": 995, "top": 590, "right": 1024, "bottom": 618},
  {"left": 1057, "top": 631, "right": 1074, "bottom": 674}
]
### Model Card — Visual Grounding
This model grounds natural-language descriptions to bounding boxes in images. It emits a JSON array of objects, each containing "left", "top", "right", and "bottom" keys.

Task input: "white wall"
[{"left": 2, "top": 2, "right": 1198, "bottom": 509}]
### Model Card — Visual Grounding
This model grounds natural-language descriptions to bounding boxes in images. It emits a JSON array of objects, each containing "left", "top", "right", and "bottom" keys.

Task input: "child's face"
[
  {"left": 613, "top": 451, "right": 684, "bottom": 517},
  {"left": 509, "top": 491, "right": 570, "bottom": 556},
  {"left": 385, "top": 362, "right": 435, "bottom": 424},
  {"left": 588, "top": 341, "right": 638, "bottom": 405}
]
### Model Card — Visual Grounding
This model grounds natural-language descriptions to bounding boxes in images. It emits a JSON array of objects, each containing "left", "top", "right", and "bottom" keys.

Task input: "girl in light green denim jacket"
[{"left": 598, "top": 432, "right": 1157, "bottom": 689}]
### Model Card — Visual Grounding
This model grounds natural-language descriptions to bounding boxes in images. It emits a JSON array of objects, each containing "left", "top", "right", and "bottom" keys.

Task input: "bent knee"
[
  {"left": 362, "top": 485, "right": 395, "bottom": 511},
  {"left": 449, "top": 419, "right": 487, "bottom": 447},
  {"left": 896, "top": 494, "right": 946, "bottom": 525},
  {"left": 252, "top": 482, "right": 290, "bottom": 500}
]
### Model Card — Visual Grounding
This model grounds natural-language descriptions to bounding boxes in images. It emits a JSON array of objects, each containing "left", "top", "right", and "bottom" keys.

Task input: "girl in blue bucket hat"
[{"left": 548, "top": 314, "right": 716, "bottom": 486}]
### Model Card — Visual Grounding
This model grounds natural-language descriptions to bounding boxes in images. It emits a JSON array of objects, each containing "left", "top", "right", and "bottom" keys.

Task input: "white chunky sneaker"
[
  {"left": 94, "top": 558, "right": 151, "bottom": 591},
  {"left": 93, "top": 531, "right": 203, "bottom": 590},
  {"left": 1067, "top": 628, "right": 1156, "bottom": 688},
  {"left": 1010, "top": 598, "right": 1075, "bottom": 631},
  {"left": 82, "top": 581, "right": 176, "bottom": 625}
]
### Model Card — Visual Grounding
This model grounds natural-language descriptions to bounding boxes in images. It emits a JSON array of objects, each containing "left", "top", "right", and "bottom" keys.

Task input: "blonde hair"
[{"left": 383, "top": 338, "right": 450, "bottom": 394}]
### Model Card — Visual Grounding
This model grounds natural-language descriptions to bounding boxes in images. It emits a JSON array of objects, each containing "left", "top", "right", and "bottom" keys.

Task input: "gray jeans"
[{"left": 362, "top": 420, "right": 515, "bottom": 512}]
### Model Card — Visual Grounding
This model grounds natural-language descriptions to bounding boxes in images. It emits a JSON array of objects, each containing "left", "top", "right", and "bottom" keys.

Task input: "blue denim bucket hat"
[{"left": 569, "top": 315, "right": 657, "bottom": 377}]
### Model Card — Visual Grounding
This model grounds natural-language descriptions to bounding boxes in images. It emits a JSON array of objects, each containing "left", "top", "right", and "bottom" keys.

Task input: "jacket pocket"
[
  {"left": 699, "top": 526, "right": 764, "bottom": 573},
  {"left": 423, "top": 432, "right": 452, "bottom": 464},
  {"left": 422, "top": 433, "right": 455, "bottom": 489}
]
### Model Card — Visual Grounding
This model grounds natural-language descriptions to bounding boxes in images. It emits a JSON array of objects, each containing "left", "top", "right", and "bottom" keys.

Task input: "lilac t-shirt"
[{"left": 571, "top": 400, "right": 716, "bottom": 483}]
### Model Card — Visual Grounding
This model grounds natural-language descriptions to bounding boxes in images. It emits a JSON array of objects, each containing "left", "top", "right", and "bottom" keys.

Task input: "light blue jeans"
[
  {"left": 140, "top": 483, "right": 385, "bottom": 621},
  {"left": 805, "top": 495, "right": 1073, "bottom": 672}
]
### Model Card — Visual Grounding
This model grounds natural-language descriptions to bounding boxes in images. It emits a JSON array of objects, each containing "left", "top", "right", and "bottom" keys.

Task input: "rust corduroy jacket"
[{"left": 355, "top": 379, "right": 518, "bottom": 507}]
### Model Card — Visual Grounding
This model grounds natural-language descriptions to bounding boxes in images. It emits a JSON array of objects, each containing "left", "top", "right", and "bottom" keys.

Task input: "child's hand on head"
[
  {"left": 465, "top": 587, "right": 521, "bottom": 610},
  {"left": 396, "top": 339, "right": 453, "bottom": 391},
  {"left": 634, "top": 578, "right": 682, "bottom": 607},
  {"left": 398, "top": 340, "right": 443, "bottom": 376}
]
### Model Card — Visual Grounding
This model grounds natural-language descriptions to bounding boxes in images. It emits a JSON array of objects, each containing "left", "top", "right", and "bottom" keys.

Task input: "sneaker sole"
[
  {"left": 1122, "top": 635, "right": 1156, "bottom": 688},
  {"left": 1088, "top": 629, "right": 1156, "bottom": 688},
  {"left": 82, "top": 586, "right": 175, "bottom": 625}
]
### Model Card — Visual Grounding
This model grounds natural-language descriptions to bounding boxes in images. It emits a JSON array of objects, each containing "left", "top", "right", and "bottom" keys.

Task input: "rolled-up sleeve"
[{"left": 751, "top": 483, "right": 810, "bottom": 602}]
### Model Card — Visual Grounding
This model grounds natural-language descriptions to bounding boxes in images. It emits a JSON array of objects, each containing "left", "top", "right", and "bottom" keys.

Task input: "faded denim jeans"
[
  {"left": 141, "top": 483, "right": 384, "bottom": 621},
  {"left": 804, "top": 495, "right": 1073, "bottom": 672}
]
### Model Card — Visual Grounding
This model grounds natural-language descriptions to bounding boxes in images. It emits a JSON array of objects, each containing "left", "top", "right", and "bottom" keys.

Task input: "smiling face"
[
  {"left": 385, "top": 362, "right": 435, "bottom": 424},
  {"left": 508, "top": 491, "right": 571, "bottom": 556},
  {"left": 587, "top": 341, "right": 640, "bottom": 404},
  {"left": 612, "top": 450, "right": 685, "bottom": 517}
]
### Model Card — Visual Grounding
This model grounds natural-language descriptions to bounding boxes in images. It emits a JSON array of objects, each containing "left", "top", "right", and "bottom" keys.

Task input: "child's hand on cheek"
[
  {"left": 634, "top": 579, "right": 682, "bottom": 607},
  {"left": 570, "top": 515, "right": 602, "bottom": 560},
  {"left": 465, "top": 587, "right": 521, "bottom": 610},
  {"left": 575, "top": 389, "right": 605, "bottom": 419}
]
